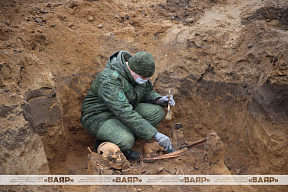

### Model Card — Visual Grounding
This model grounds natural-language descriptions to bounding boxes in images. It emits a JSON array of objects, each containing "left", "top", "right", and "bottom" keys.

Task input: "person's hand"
[
  {"left": 158, "top": 95, "right": 175, "bottom": 106},
  {"left": 154, "top": 132, "right": 174, "bottom": 152}
]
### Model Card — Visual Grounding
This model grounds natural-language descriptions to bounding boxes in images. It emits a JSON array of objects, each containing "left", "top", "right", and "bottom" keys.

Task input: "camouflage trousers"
[{"left": 96, "top": 103, "right": 165, "bottom": 151}]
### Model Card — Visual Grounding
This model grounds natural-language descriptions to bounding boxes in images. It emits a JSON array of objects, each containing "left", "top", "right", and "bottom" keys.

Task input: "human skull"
[
  {"left": 142, "top": 142, "right": 164, "bottom": 158},
  {"left": 97, "top": 142, "right": 130, "bottom": 170}
]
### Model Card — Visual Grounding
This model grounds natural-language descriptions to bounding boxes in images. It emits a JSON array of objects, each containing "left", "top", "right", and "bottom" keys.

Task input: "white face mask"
[{"left": 135, "top": 77, "right": 149, "bottom": 84}]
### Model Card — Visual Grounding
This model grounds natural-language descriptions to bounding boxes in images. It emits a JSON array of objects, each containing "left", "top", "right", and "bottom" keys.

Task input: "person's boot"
[
  {"left": 94, "top": 140, "right": 104, "bottom": 152},
  {"left": 123, "top": 150, "right": 141, "bottom": 160}
]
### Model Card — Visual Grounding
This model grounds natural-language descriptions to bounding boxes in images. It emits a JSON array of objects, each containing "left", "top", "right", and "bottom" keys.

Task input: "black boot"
[
  {"left": 94, "top": 140, "right": 104, "bottom": 152},
  {"left": 123, "top": 150, "right": 141, "bottom": 160}
]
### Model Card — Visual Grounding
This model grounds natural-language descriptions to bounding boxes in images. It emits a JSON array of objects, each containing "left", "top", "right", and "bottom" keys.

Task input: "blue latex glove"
[
  {"left": 158, "top": 95, "right": 175, "bottom": 106},
  {"left": 154, "top": 132, "right": 174, "bottom": 152}
]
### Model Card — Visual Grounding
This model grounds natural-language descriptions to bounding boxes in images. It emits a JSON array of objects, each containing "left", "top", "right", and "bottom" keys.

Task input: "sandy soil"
[{"left": 0, "top": 0, "right": 288, "bottom": 191}]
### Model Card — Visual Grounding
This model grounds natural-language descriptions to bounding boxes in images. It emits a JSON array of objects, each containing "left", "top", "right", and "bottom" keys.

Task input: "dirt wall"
[{"left": 0, "top": 0, "right": 288, "bottom": 191}]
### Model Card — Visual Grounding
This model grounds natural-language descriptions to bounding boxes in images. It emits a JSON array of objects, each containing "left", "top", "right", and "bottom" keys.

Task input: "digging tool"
[
  {"left": 171, "top": 123, "right": 188, "bottom": 150},
  {"left": 165, "top": 90, "right": 173, "bottom": 120},
  {"left": 171, "top": 123, "right": 206, "bottom": 150}
]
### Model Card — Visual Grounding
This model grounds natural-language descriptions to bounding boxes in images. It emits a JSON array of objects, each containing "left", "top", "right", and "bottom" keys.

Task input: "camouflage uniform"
[{"left": 81, "top": 51, "right": 164, "bottom": 151}]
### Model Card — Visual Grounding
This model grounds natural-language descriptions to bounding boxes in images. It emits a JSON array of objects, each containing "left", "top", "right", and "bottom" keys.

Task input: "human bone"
[
  {"left": 142, "top": 142, "right": 164, "bottom": 158},
  {"left": 97, "top": 142, "right": 130, "bottom": 170}
]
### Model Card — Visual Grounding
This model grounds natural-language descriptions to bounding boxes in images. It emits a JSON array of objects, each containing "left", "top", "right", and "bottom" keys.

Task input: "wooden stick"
[
  {"left": 142, "top": 148, "right": 186, "bottom": 161},
  {"left": 142, "top": 138, "right": 207, "bottom": 162},
  {"left": 179, "top": 138, "right": 207, "bottom": 149}
]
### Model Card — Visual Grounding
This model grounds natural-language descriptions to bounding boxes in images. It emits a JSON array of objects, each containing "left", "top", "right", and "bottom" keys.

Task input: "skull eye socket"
[{"left": 107, "top": 151, "right": 115, "bottom": 160}]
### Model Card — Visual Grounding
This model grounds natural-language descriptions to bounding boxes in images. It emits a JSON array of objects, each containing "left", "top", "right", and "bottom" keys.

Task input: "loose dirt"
[{"left": 0, "top": 0, "right": 287, "bottom": 191}]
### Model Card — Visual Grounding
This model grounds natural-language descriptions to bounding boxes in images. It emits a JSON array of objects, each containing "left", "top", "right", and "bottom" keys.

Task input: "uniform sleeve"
[
  {"left": 142, "top": 81, "right": 162, "bottom": 104},
  {"left": 98, "top": 79, "right": 158, "bottom": 141}
]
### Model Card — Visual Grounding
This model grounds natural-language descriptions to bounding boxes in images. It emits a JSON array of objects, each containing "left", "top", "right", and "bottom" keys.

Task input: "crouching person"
[{"left": 81, "top": 51, "right": 176, "bottom": 159}]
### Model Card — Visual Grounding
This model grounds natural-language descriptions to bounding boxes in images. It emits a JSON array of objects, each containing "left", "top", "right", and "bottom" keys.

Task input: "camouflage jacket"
[{"left": 81, "top": 51, "right": 162, "bottom": 140}]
